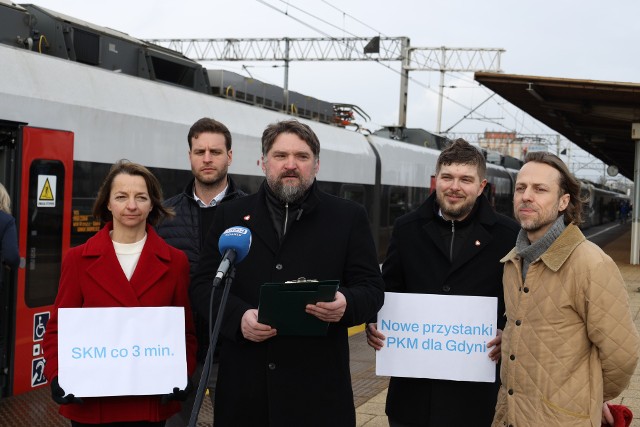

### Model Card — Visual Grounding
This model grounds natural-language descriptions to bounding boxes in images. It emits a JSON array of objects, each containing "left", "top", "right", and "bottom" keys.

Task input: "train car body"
[
  {"left": 365, "top": 134, "right": 437, "bottom": 254},
  {"left": 0, "top": 38, "right": 382, "bottom": 398}
]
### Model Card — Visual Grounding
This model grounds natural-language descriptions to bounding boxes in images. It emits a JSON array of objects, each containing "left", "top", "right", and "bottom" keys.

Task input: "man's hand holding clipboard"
[
  {"left": 256, "top": 278, "right": 340, "bottom": 336},
  {"left": 305, "top": 289, "right": 346, "bottom": 322}
]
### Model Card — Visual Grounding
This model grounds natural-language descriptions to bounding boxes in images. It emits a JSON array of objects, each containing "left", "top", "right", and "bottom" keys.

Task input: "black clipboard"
[{"left": 257, "top": 278, "right": 339, "bottom": 336}]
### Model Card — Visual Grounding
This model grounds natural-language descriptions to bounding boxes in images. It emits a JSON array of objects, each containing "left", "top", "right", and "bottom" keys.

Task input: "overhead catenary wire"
[
  {"left": 258, "top": 1, "right": 564, "bottom": 139},
  {"left": 320, "top": 0, "right": 384, "bottom": 36},
  {"left": 256, "top": 0, "right": 330, "bottom": 37},
  {"left": 308, "top": 2, "right": 558, "bottom": 136},
  {"left": 255, "top": 0, "right": 507, "bottom": 130},
  {"left": 273, "top": 0, "right": 358, "bottom": 37},
  {"left": 261, "top": 4, "right": 608, "bottom": 173}
]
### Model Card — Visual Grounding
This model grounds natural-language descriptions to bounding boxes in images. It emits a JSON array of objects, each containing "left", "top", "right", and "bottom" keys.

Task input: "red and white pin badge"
[
  {"left": 475, "top": 240, "right": 481, "bottom": 246},
  {"left": 243, "top": 215, "right": 251, "bottom": 221}
]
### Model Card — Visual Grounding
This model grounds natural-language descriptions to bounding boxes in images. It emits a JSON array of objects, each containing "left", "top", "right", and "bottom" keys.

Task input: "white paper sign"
[
  {"left": 376, "top": 292, "right": 497, "bottom": 382},
  {"left": 57, "top": 307, "right": 188, "bottom": 397}
]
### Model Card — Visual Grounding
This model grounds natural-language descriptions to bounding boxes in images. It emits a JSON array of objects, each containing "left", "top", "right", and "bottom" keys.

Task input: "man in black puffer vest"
[{"left": 157, "top": 117, "right": 246, "bottom": 427}]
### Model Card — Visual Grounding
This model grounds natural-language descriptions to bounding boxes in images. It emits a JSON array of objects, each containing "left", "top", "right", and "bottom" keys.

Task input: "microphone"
[{"left": 213, "top": 226, "right": 252, "bottom": 286}]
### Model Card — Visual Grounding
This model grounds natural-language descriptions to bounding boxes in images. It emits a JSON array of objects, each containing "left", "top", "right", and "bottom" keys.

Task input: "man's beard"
[
  {"left": 436, "top": 191, "right": 475, "bottom": 220},
  {"left": 197, "top": 174, "right": 226, "bottom": 188},
  {"left": 267, "top": 172, "right": 314, "bottom": 203},
  {"left": 194, "top": 165, "right": 227, "bottom": 188},
  {"left": 516, "top": 202, "right": 561, "bottom": 233}
]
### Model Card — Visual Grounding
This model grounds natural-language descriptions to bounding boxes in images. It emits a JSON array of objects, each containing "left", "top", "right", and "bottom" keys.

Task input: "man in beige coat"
[{"left": 493, "top": 152, "right": 640, "bottom": 427}]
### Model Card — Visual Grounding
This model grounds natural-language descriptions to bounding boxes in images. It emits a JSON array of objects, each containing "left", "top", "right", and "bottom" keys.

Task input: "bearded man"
[
  {"left": 189, "top": 119, "right": 385, "bottom": 427},
  {"left": 366, "top": 138, "right": 519, "bottom": 427},
  {"left": 493, "top": 152, "right": 639, "bottom": 427}
]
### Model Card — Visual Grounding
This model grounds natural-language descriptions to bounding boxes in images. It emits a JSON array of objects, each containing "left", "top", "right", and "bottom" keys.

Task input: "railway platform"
[
  {"left": 1, "top": 223, "right": 639, "bottom": 426},
  {"left": 0, "top": 323, "right": 387, "bottom": 426}
]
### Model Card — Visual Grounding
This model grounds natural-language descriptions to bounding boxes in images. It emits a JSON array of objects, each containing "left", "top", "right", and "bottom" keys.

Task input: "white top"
[
  {"left": 193, "top": 183, "right": 228, "bottom": 208},
  {"left": 111, "top": 233, "right": 147, "bottom": 281}
]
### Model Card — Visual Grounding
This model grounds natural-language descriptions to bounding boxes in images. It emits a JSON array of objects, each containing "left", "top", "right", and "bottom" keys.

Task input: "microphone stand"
[{"left": 188, "top": 266, "right": 236, "bottom": 427}]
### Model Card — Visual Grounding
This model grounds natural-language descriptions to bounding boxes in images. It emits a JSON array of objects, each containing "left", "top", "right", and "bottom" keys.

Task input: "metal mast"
[{"left": 404, "top": 46, "right": 505, "bottom": 133}]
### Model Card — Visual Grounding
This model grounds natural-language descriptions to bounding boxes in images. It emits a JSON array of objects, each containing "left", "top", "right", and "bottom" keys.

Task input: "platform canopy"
[{"left": 474, "top": 72, "right": 640, "bottom": 180}]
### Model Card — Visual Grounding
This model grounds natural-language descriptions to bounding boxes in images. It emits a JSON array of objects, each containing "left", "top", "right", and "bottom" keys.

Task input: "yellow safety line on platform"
[{"left": 348, "top": 323, "right": 365, "bottom": 336}]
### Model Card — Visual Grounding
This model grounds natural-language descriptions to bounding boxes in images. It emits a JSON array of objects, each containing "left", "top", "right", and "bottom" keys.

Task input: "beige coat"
[{"left": 492, "top": 224, "right": 639, "bottom": 427}]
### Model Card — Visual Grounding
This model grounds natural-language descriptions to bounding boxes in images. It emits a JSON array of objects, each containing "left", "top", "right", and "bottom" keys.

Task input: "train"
[{"left": 0, "top": 2, "right": 628, "bottom": 400}]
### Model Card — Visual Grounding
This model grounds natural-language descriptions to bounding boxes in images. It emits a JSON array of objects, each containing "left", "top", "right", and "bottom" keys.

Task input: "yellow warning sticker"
[
  {"left": 37, "top": 175, "right": 56, "bottom": 207},
  {"left": 39, "top": 178, "right": 54, "bottom": 200}
]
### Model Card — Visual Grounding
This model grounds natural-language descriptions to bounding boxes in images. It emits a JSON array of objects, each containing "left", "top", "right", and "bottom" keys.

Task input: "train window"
[
  {"left": 483, "top": 182, "right": 496, "bottom": 208},
  {"left": 340, "top": 184, "right": 365, "bottom": 206},
  {"left": 0, "top": 126, "right": 18, "bottom": 188},
  {"left": 25, "top": 160, "right": 65, "bottom": 307},
  {"left": 148, "top": 55, "right": 196, "bottom": 88},
  {"left": 73, "top": 28, "right": 100, "bottom": 66},
  {"left": 389, "top": 187, "right": 409, "bottom": 225},
  {"left": 407, "top": 187, "right": 428, "bottom": 212}
]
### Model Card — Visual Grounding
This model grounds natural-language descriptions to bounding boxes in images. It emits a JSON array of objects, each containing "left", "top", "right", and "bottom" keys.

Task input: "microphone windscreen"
[{"left": 218, "top": 226, "right": 252, "bottom": 263}]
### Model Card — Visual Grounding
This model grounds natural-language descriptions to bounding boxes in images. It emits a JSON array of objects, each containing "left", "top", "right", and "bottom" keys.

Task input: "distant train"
[
  {"left": 580, "top": 181, "right": 629, "bottom": 228},
  {"left": 0, "top": 2, "right": 628, "bottom": 400}
]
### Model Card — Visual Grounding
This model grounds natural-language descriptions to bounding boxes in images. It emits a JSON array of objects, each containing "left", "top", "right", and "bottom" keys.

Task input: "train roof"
[
  {"left": 372, "top": 127, "right": 448, "bottom": 150},
  {"left": 0, "top": 3, "right": 367, "bottom": 126},
  {"left": 0, "top": 42, "right": 377, "bottom": 185},
  {"left": 23, "top": 4, "right": 143, "bottom": 44},
  {"left": 367, "top": 134, "right": 439, "bottom": 187}
]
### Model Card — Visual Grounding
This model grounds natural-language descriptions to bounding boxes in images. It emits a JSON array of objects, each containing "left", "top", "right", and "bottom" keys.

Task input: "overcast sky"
[{"left": 27, "top": 0, "right": 640, "bottom": 179}]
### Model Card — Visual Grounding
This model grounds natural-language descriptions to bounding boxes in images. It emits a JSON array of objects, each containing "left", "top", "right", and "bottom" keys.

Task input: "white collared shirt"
[{"left": 193, "top": 184, "right": 228, "bottom": 208}]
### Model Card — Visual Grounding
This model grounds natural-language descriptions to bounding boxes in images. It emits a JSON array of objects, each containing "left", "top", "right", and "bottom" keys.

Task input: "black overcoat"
[
  {"left": 382, "top": 193, "right": 519, "bottom": 427},
  {"left": 190, "top": 181, "right": 385, "bottom": 427}
]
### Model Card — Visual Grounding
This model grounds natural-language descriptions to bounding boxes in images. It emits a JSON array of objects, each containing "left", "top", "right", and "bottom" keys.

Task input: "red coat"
[{"left": 43, "top": 223, "right": 197, "bottom": 424}]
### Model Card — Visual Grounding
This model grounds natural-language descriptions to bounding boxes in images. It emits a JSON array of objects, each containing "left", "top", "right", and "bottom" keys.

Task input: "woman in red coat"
[{"left": 43, "top": 160, "right": 197, "bottom": 426}]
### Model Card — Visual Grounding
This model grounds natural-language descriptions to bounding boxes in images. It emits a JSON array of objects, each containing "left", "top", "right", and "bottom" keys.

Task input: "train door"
[{"left": 0, "top": 123, "right": 73, "bottom": 397}]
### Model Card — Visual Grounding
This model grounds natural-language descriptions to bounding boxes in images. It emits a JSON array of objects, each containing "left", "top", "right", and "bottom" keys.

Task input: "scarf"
[{"left": 515, "top": 215, "right": 566, "bottom": 281}]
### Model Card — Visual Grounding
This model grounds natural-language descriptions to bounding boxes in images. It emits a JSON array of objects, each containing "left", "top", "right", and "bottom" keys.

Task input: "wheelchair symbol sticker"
[
  {"left": 34, "top": 312, "right": 49, "bottom": 341},
  {"left": 32, "top": 357, "right": 46, "bottom": 387}
]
